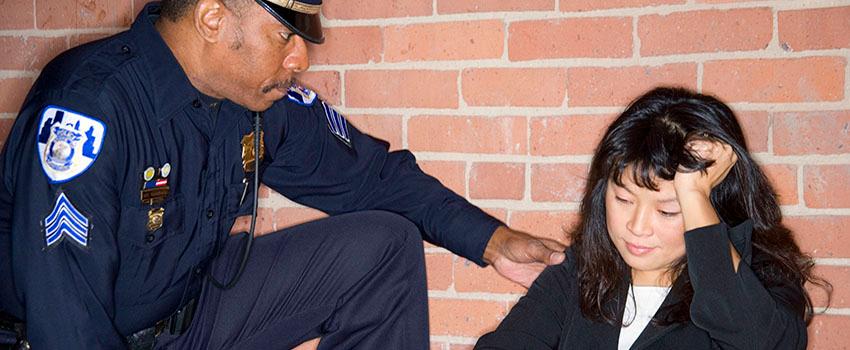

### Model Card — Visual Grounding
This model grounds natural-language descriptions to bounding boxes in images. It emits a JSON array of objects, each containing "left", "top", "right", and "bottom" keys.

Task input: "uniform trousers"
[{"left": 154, "top": 210, "right": 429, "bottom": 349}]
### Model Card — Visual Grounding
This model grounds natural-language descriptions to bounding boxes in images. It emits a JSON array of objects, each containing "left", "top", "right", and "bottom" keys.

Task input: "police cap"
[{"left": 254, "top": 0, "right": 324, "bottom": 44}]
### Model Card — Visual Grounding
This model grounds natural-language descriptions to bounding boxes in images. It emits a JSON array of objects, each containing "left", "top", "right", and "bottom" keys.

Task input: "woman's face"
[{"left": 605, "top": 170, "right": 686, "bottom": 286}]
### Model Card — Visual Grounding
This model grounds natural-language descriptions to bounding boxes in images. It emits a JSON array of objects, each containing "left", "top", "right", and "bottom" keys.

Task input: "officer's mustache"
[{"left": 261, "top": 80, "right": 292, "bottom": 94}]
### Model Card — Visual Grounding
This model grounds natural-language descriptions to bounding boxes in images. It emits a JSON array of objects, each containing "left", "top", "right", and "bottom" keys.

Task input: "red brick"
[
  {"left": 567, "top": 64, "right": 697, "bottom": 107},
  {"left": 808, "top": 315, "right": 850, "bottom": 350},
  {"left": 0, "top": 36, "right": 67, "bottom": 71},
  {"left": 455, "top": 261, "right": 525, "bottom": 294},
  {"left": 779, "top": 6, "right": 850, "bottom": 51},
  {"left": 0, "top": 0, "right": 34, "bottom": 29},
  {"left": 469, "top": 162, "right": 525, "bottom": 200},
  {"left": 0, "top": 78, "right": 34, "bottom": 113},
  {"left": 773, "top": 111, "right": 850, "bottom": 156},
  {"left": 419, "top": 161, "right": 467, "bottom": 196},
  {"left": 804, "top": 165, "right": 850, "bottom": 208},
  {"left": 509, "top": 210, "right": 577, "bottom": 245},
  {"left": 785, "top": 216, "right": 850, "bottom": 258},
  {"left": 508, "top": 18, "right": 632, "bottom": 61},
  {"left": 385, "top": 21, "right": 504, "bottom": 62},
  {"left": 703, "top": 57, "right": 845, "bottom": 103},
  {"left": 0, "top": 118, "right": 14, "bottom": 150},
  {"left": 639, "top": 8, "right": 772, "bottom": 56},
  {"left": 408, "top": 115, "right": 527, "bottom": 154},
  {"left": 36, "top": 0, "right": 134, "bottom": 29},
  {"left": 293, "top": 338, "right": 319, "bottom": 350},
  {"left": 531, "top": 163, "right": 588, "bottom": 203},
  {"left": 808, "top": 265, "right": 850, "bottom": 309},
  {"left": 462, "top": 68, "right": 567, "bottom": 107},
  {"left": 430, "top": 343, "right": 445, "bottom": 350},
  {"left": 233, "top": 208, "right": 275, "bottom": 236},
  {"left": 762, "top": 164, "right": 798, "bottom": 206},
  {"left": 530, "top": 114, "right": 615, "bottom": 156},
  {"left": 737, "top": 111, "right": 769, "bottom": 153},
  {"left": 346, "top": 70, "right": 458, "bottom": 108},
  {"left": 296, "top": 70, "right": 341, "bottom": 106},
  {"left": 426, "top": 253, "right": 453, "bottom": 291},
  {"left": 274, "top": 207, "right": 328, "bottom": 229},
  {"left": 429, "top": 299, "right": 506, "bottom": 337},
  {"left": 309, "top": 26, "right": 382, "bottom": 65},
  {"left": 560, "top": 0, "right": 683, "bottom": 12},
  {"left": 70, "top": 32, "right": 117, "bottom": 48},
  {"left": 258, "top": 184, "right": 272, "bottom": 199},
  {"left": 322, "top": 0, "right": 431, "bottom": 19},
  {"left": 347, "top": 115, "right": 402, "bottom": 151},
  {"left": 438, "top": 0, "right": 552, "bottom": 13},
  {"left": 450, "top": 345, "right": 474, "bottom": 350}
]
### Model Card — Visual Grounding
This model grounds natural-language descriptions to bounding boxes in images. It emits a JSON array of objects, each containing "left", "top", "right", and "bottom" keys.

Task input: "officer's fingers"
[{"left": 519, "top": 238, "right": 565, "bottom": 265}]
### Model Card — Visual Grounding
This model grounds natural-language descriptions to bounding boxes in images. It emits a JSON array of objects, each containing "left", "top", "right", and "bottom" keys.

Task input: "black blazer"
[{"left": 476, "top": 221, "right": 808, "bottom": 349}]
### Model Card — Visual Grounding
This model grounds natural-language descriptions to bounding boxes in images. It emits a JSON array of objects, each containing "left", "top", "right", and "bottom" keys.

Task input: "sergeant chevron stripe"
[
  {"left": 321, "top": 101, "right": 351, "bottom": 146},
  {"left": 44, "top": 192, "right": 89, "bottom": 248}
]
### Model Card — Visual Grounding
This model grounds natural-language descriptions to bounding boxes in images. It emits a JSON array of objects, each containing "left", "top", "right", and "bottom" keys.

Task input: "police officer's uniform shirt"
[{"left": 0, "top": 3, "right": 502, "bottom": 348}]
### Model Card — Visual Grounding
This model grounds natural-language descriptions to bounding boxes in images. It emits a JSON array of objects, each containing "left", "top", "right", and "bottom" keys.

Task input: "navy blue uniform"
[{"left": 0, "top": 3, "right": 502, "bottom": 348}]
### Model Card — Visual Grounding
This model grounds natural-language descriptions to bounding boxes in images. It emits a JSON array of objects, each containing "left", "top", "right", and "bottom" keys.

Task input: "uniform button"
[
  {"left": 121, "top": 45, "right": 130, "bottom": 54},
  {"left": 192, "top": 99, "right": 202, "bottom": 108},
  {"left": 145, "top": 234, "right": 155, "bottom": 243},
  {"left": 194, "top": 267, "right": 203, "bottom": 275},
  {"left": 207, "top": 210, "right": 214, "bottom": 218}
]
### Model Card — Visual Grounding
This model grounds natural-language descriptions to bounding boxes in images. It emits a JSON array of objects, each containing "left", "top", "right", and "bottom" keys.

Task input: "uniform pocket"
[{"left": 115, "top": 194, "right": 187, "bottom": 306}]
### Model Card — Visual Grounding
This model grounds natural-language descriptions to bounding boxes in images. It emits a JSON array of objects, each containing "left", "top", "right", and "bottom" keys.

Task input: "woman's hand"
[{"left": 673, "top": 140, "right": 738, "bottom": 198}]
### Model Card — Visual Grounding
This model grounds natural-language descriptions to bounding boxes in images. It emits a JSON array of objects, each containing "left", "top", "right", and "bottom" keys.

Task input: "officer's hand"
[{"left": 483, "top": 226, "right": 566, "bottom": 288}]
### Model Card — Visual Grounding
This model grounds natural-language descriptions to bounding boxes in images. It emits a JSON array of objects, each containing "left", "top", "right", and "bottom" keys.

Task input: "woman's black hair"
[{"left": 570, "top": 86, "right": 830, "bottom": 325}]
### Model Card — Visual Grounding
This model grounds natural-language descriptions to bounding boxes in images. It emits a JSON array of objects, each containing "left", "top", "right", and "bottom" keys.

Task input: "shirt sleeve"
[
  {"left": 685, "top": 221, "right": 808, "bottom": 349},
  {"left": 2, "top": 93, "right": 126, "bottom": 349},
  {"left": 475, "top": 257, "right": 574, "bottom": 349},
  {"left": 261, "top": 99, "right": 503, "bottom": 266}
]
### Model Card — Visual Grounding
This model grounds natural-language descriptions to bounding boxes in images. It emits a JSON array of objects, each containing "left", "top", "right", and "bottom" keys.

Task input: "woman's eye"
[
  {"left": 659, "top": 210, "right": 680, "bottom": 217},
  {"left": 615, "top": 196, "right": 632, "bottom": 204}
]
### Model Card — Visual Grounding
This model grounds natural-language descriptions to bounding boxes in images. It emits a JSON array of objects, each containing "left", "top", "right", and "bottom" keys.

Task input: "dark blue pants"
[{"left": 155, "top": 211, "right": 429, "bottom": 349}]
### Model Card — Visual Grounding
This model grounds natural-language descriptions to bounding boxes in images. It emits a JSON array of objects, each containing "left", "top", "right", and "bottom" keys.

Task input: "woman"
[{"left": 475, "top": 87, "right": 829, "bottom": 349}]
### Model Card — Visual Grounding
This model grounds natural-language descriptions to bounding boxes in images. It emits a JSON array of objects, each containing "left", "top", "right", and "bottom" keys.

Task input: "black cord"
[{"left": 208, "top": 111, "right": 260, "bottom": 290}]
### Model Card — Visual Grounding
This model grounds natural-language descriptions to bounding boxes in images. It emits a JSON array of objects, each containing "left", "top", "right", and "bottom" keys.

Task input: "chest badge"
[
  {"left": 140, "top": 163, "right": 171, "bottom": 231},
  {"left": 241, "top": 131, "right": 265, "bottom": 173}
]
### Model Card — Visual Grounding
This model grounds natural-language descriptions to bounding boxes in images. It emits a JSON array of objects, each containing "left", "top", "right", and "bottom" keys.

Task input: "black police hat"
[{"left": 254, "top": 0, "right": 324, "bottom": 44}]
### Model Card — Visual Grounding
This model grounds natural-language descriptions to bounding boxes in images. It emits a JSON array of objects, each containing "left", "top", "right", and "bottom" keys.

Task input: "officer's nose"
[{"left": 283, "top": 35, "right": 310, "bottom": 73}]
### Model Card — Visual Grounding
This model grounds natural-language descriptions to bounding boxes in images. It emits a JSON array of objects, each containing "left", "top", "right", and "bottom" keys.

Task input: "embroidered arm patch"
[
  {"left": 37, "top": 105, "right": 106, "bottom": 184},
  {"left": 286, "top": 83, "right": 317, "bottom": 106},
  {"left": 44, "top": 192, "right": 90, "bottom": 248},
  {"left": 321, "top": 101, "right": 352, "bottom": 147}
]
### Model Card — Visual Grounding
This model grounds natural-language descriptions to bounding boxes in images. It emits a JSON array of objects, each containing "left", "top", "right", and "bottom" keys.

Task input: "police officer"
[{"left": 0, "top": 0, "right": 566, "bottom": 348}]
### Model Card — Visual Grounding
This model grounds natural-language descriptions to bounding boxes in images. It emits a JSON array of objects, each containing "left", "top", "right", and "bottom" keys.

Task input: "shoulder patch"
[
  {"left": 321, "top": 101, "right": 352, "bottom": 147},
  {"left": 44, "top": 192, "right": 90, "bottom": 248},
  {"left": 286, "top": 83, "right": 317, "bottom": 106},
  {"left": 36, "top": 105, "right": 106, "bottom": 184}
]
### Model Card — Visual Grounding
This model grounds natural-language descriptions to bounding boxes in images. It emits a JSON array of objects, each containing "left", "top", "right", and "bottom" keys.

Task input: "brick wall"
[{"left": 1, "top": 0, "right": 848, "bottom": 349}]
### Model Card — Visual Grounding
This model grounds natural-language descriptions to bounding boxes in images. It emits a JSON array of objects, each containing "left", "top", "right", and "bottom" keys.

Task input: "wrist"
[{"left": 483, "top": 226, "right": 509, "bottom": 265}]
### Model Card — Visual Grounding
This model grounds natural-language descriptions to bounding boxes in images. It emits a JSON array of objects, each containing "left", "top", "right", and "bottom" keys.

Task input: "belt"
[{"left": 126, "top": 298, "right": 197, "bottom": 350}]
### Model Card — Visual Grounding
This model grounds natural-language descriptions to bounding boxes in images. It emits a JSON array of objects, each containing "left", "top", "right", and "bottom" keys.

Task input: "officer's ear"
[{"left": 193, "top": 0, "right": 227, "bottom": 43}]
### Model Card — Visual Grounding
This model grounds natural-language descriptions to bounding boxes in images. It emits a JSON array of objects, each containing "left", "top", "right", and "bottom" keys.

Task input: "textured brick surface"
[
  {"left": 804, "top": 165, "right": 850, "bottom": 209},
  {"left": 703, "top": 57, "right": 846, "bottom": 103},
  {"left": 530, "top": 115, "right": 616, "bottom": 156},
  {"left": 385, "top": 21, "right": 504, "bottom": 62},
  {"left": 462, "top": 68, "right": 568, "bottom": 107},
  {"left": 469, "top": 162, "right": 525, "bottom": 199},
  {"left": 346, "top": 70, "right": 458, "bottom": 108},
  {"left": 509, "top": 17, "right": 632, "bottom": 61},
  {"left": 408, "top": 116, "right": 527, "bottom": 154},
  {"left": 779, "top": 6, "right": 850, "bottom": 51},
  {"left": 567, "top": 64, "right": 697, "bottom": 107},
  {"left": 438, "top": 0, "right": 553, "bottom": 13},
  {"left": 639, "top": 8, "right": 772, "bottom": 56},
  {"left": 773, "top": 111, "right": 850, "bottom": 156}
]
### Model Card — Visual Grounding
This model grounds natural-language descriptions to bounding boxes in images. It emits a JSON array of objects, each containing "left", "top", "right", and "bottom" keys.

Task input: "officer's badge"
[
  {"left": 44, "top": 192, "right": 89, "bottom": 248},
  {"left": 241, "top": 131, "right": 265, "bottom": 173},
  {"left": 36, "top": 106, "right": 106, "bottom": 184},
  {"left": 321, "top": 101, "right": 352, "bottom": 147},
  {"left": 286, "top": 83, "right": 317, "bottom": 106}
]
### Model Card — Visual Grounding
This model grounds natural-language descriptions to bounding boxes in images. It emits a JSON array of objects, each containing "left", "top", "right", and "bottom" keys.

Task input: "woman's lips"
[{"left": 625, "top": 241, "right": 656, "bottom": 256}]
